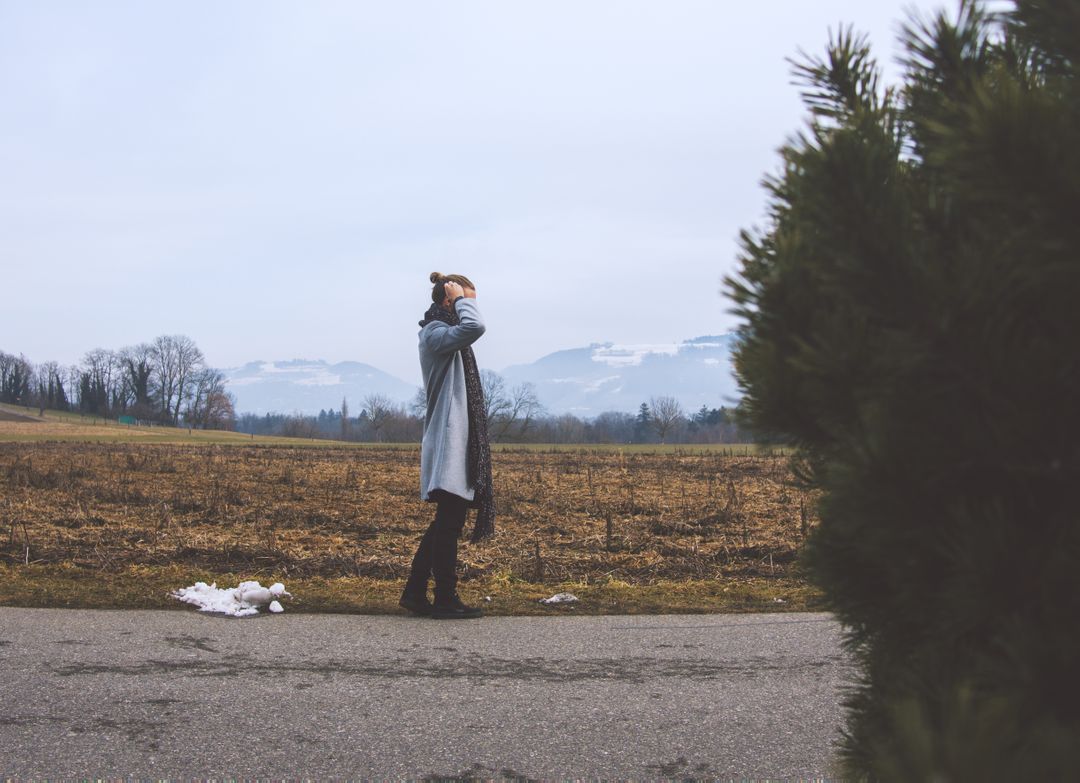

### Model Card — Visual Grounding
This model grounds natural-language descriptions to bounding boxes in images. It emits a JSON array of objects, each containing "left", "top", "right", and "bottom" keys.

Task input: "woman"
[{"left": 400, "top": 272, "right": 496, "bottom": 619}]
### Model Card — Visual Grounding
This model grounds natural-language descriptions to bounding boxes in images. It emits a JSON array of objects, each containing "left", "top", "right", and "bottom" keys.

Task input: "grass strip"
[{"left": 0, "top": 564, "right": 822, "bottom": 616}]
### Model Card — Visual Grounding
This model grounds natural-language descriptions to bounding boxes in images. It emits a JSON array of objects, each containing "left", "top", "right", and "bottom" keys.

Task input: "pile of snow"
[
  {"left": 171, "top": 580, "right": 291, "bottom": 617},
  {"left": 540, "top": 592, "right": 578, "bottom": 605}
]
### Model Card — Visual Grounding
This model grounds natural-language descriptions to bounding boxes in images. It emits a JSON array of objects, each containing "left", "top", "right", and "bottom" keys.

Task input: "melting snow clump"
[
  {"left": 540, "top": 592, "right": 579, "bottom": 605},
  {"left": 171, "top": 580, "right": 292, "bottom": 617}
]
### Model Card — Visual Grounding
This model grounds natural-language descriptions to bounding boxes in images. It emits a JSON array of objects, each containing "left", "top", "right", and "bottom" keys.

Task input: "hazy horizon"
[{"left": 3, "top": 0, "right": 949, "bottom": 384}]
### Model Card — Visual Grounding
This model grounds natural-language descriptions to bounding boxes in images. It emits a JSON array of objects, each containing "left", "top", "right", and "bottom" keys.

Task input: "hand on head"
[
  {"left": 443, "top": 281, "right": 477, "bottom": 308},
  {"left": 444, "top": 281, "right": 465, "bottom": 303}
]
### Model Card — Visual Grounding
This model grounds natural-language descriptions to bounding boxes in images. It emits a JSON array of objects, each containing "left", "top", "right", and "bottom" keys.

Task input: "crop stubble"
[{"left": 2, "top": 442, "right": 815, "bottom": 588}]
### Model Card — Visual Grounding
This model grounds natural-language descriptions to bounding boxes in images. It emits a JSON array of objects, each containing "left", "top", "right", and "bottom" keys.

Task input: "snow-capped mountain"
[
  {"left": 223, "top": 360, "right": 417, "bottom": 415},
  {"left": 500, "top": 335, "right": 740, "bottom": 416},
  {"left": 223, "top": 334, "right": 740, "bottom": 416}
]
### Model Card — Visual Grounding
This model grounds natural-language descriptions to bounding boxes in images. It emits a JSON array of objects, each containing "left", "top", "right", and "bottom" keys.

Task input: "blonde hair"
[{"left": 430, "top": 271, "right": 476, "bottom": 304}]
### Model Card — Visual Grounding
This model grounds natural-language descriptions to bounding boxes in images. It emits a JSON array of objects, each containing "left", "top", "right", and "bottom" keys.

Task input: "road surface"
[{"left": 0, "top": 607, "right": 852, "bottom": 779}]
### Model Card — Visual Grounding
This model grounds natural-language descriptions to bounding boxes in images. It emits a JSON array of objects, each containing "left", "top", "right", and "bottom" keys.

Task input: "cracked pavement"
[{"left": 0, "top": 607, "right": 853, "bottom": 778}]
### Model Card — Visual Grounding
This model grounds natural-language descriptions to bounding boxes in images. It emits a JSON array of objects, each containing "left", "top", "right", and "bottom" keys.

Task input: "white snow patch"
[
  {"left": 591, "top": 343, "right": 680, "bottom": 367},
  {"left": 590, "top": 339, "right": 730, "bottom": 367},
  {"left": 584, "top": 375, "right": 622, "bottom": 393},
  {"left": 170, "top": 580, "right": 293, "bottom": 617},
  {"left": 237, "top": 362, "right": 342, "bottom": 386},
  {"left": 257, "top": 361, "right": 327, "bottom": 375},
  {"left": 540, "top": 592, "right": 579, "bottom": 605},
  {"left": 259, "top": 362, "right": 303, "bottom": 374}
]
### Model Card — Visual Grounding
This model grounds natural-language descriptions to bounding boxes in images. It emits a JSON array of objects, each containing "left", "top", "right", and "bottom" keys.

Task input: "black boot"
[
  {"left": 399, "top": 585, "right": 433, "bottom": 616},
  {"left": 431, "top": 591, "right": 483, "bottom": 620}
]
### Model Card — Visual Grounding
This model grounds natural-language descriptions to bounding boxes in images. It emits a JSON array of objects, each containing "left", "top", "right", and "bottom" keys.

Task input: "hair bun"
[{"left": 429, "top": 272, "right": 444, "bottom": 284}]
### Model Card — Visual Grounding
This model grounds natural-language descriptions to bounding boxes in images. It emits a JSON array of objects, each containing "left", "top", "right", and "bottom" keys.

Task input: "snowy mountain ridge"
[
  {"left": 222, "top": 334, "right": 740, "bottom": 416},
  {"left": 500, "top": 334, "right": 739, "bottom": 415}
]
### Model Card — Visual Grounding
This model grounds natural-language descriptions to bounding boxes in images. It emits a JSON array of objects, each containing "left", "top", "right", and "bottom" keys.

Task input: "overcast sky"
[{"left": 2, "top": 0, "right": 949, "bottom": 384}]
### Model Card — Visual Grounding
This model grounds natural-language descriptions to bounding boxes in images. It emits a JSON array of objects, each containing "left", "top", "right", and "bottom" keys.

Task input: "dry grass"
[
  {"left": 0, "top": 441, "right": 821, "bottom": 614},
  {"left": 0, "top": 413, "right": 346, "bottom": 446},
  {"left": 0, "top": 409, "right": 41, "bottom": 423}
]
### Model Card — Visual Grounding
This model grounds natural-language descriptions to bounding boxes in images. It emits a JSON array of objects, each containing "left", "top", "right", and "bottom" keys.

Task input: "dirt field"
[{"left": 0, "top": 441, "right": 820, "bottom": 613}]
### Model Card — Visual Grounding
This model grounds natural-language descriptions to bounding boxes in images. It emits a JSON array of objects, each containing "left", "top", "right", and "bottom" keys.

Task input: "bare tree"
[
  {"left": 381, "top": 402, "right": 422, "bottom": 442},
  {"left": 202, "top": 387, "right": 236, "bottom": 430},
  {"left": 363, "top": 393, "right": 395, "bottom": 442},
  {"left": 151, "top": 335, "right": 180, "bottom": 421},
  {"left": 81, "top": 348, "right": 120, "bottom": 415},
  {"left": 184, "top": 368, "right": 234, "bottom": 430},
  {"left": 37, "top": 360, "right": 69, "bottom": 410},
  {"left": 498, "top": 382, "right": 544, "bottom": 441},
  {"left": 151, "top": 335, "right": 205, "bottom": 423},
  {"left": 590, "top": 410, "right": 635, "bottom": 443},
  {"left": 480, "top": 370, "right": 544, "bottom": 441},
  {"left": 0, "top": 352, "right": 34, "bottom": 406},
  {"left": 0, "top": 352, "right": 12, "bottom": 402},
  {"left": 649, "top": 395, "right": 685, "bottom": 444},
  {"left": 66, "top": 364, "right": 82, "bottom": 410},
  {"left": 172, "top": 335, "right": 205, "bottom": 424},
  {"left": 480, "top": 369, "right": 511, "bottom": 425},
  {"left": 552, "top": 412, "right": 586, "bottom": 443},
  {"left": 281, "top": 413, "right": 320, "bottom": 439},
  {"left": 409, "top": 386, "right": 427, "bottom": 419}
]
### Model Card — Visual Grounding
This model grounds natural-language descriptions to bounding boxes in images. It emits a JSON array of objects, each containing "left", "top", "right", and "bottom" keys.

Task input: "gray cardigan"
[{"left": 418, "top": 298, "right": 486, "bottom": 501}]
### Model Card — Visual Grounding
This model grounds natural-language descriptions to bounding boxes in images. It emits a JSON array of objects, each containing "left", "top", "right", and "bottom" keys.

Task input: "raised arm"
[{"left": 423, "top": 297, "right": 486, "bottom": 355}]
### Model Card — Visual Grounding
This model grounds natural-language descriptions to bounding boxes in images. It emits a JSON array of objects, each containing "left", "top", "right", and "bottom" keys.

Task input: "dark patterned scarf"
[{"left": 419, "top": 301, "right": 496, "bottom": 542}]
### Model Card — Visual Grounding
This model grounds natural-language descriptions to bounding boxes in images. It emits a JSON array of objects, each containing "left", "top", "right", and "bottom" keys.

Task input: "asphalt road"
[{"left": 0, "top": 607, "right": 853, "bottom": 779}]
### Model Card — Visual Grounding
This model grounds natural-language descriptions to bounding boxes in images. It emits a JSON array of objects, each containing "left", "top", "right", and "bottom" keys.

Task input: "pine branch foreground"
[{"left": 726, "top": 0, "right": 1080, "bottom": 777}]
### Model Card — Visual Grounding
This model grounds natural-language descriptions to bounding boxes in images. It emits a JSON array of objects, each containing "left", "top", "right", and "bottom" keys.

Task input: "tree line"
[
  {"left": 0, "top": 336, "right": 236, "bottom": 430},
  {"left": 3, "top": 344, "right": 745, "bottom": 442},
  {"left": 235, "top": 372, "right": 747, "bottom": 444},
  {"left": 237, "top": 394, "right": 422, "bottom": 443}
]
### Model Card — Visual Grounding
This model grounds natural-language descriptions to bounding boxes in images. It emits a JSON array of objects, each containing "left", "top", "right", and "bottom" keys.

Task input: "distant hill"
[
  {"left": 501, "top": 335, "right": 740, "bottom": 415},
  {"left": 222, "top": 360, "right": 417, "bottom": 415},
  {"left": 223, "top": 334, "right": 740, "bottom": 416}
]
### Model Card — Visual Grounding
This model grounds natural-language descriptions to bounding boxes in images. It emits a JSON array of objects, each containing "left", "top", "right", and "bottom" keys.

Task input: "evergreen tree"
[
  {"left": 633, "top": 402, "right": 652, "bottom": 443},
  {"left": 727, "top": 0, "right": 1080, "bottom": 776}
]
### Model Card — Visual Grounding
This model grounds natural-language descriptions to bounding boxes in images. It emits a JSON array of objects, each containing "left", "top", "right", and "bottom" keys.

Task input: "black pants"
[{"left": 405, "top": 490, "right": 469, "bottom": 601}]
